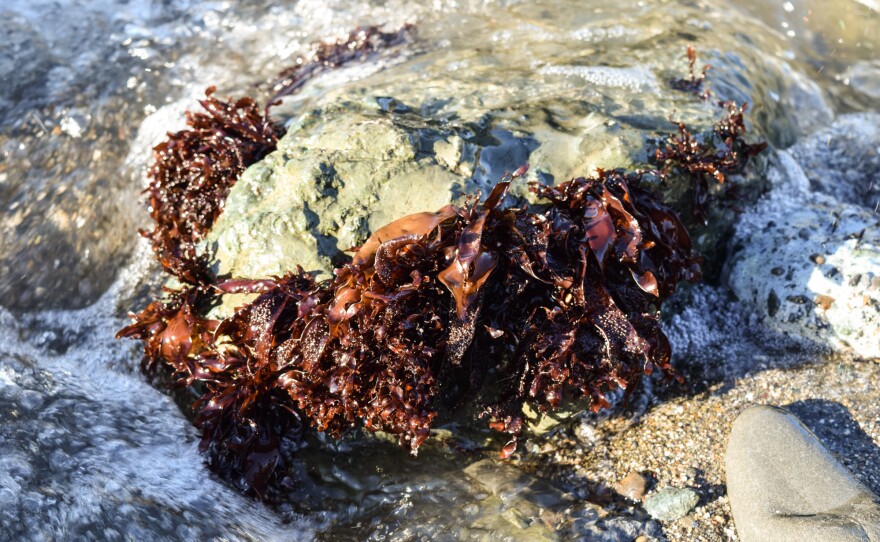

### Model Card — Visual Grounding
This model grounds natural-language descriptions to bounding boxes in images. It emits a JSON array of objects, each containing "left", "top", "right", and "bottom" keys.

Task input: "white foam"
[{"left": 0, "top": 240, "right": 317, "bottom": 540}]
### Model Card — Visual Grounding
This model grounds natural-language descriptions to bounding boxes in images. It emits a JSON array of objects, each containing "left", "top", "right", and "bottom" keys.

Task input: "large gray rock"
[
  {"left": 728, "top": 151, "right": 880, "bottom": 359},
  {"left": 207, "top": 79, "right": 730, "bottom": 283},
  {"left": 198, "top": 0, "right": 838, "bottom": 437},
  {"left": 204, "top": 0, "right": 839, "bottom": 285},
  {"left": 726, "top": 405, "right": 880, "bottom": 542}
]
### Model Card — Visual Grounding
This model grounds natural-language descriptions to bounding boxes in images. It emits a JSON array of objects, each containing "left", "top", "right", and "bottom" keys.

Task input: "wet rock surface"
[
  {"left": 726, "top": 405, "right": 880, "bottom": 542},
  {"left": 845, "top": 61, "right": 880, "bottom": 103},
  {"left": 205, "top": 0, "right": 839, "bottom": 285},
  {"left": 207, "top": 110, "right": 466, "bottom": 281}
]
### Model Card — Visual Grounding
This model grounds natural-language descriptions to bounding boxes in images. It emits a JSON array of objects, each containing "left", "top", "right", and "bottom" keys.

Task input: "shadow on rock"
[{"left": 786, "top": 398, "right": 880, "bottom": 496}]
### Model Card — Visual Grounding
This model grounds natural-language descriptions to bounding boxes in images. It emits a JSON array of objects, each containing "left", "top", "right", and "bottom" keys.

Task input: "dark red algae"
[
  {"left": 142, "top": 87, "right": 283, "bottom": 285},
  {"left": 267, "top": 24, "right": 415, "bottom": 102},
  {"left": 121, "top": 164, "right": 704, "bottom": 496},
  {"left": 654, "top": 101, "right": 768, "bottom": 224},
  {"left": 119, "top": 36, "right": 766, "bottom": 496},
  {"left": 671, "top": 44, "right": 711, "bottom": 100}
]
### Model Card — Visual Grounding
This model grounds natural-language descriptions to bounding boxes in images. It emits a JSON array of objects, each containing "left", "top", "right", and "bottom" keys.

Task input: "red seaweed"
[
  {"left": 143, "top": 87, "right": 283, "bottom": 284},
  {"left": 267, "top": 25, "right": 414, "bottom": 103},
  {"left": 121, "top": 164, "right": 707, "bottom": 494},
  {"left": 119, "top": 45, "right": 767, "bottom": 495},
  {"left": 117, "top": 287, "right": 219, "bottom": 381},
  {"left": 654, "top": 101, "right": 767, "bottom": 223},
  {"left": 671, "top": 44, "right": 711, "bottom": 100},
  {"left": 142, "top": 25, "right": 414, "bottom": 286}
]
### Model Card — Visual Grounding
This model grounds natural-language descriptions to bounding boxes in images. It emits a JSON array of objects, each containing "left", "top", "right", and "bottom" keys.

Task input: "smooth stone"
[
  {"left": 643, "top": 487, "right": 699, "bottom": 521},
  {"left": 615, "top": 471, "right": 649, "bottom": 502},
  {"left": 725, "top": 405, "right": 880, "bottom": 542}
]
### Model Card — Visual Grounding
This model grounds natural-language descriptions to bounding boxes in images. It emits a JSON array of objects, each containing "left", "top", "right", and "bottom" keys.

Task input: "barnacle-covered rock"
[
  {"left": 728, "top": 152, "right": 880, "bottom": 359},
  {"left": 788, "top": 113, "right": 880, "bottom": 212}
]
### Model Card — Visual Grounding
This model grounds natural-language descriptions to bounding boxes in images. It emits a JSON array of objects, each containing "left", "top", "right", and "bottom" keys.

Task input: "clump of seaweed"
[
  {"left": 267, "top": 24, "right": 414, "bottom": 102},
  {"left": 654, "top": 101, "right": 768, "bottom": 223},
  {"left": 671, "top": 44, "right": 711, "bottom": 100},
  {"left": 117, "top": 287, "right": 218, "bottom": 379},
  {"left": 143, "top": 87, "right": 283, "bottom": 284},
  {"left": 121, "top": 163, "right": 707, "bottom": 494},
  {"left": 142, "top": 24, "right": 415, "bottom": 286},
  {"left": 120, "top": 35, "right": 767, "bottom": 496}
]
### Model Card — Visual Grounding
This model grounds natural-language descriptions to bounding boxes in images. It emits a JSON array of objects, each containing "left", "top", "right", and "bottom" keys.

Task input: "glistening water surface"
[{"left": 0, "top": 0, "right": 877, "bottom": 540}]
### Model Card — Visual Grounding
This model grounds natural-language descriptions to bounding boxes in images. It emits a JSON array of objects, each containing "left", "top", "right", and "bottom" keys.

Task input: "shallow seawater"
[{"left": 0, "top": 0, "right": 877, "bottom": 540}]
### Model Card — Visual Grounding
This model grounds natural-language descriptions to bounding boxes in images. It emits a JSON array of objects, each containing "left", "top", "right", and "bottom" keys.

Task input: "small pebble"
[
  {"left": 614, "top": 471, "right": 648, "bottom": 501},
  {"left": 644, "top": 487, "right": 699, "bottom": 521}
]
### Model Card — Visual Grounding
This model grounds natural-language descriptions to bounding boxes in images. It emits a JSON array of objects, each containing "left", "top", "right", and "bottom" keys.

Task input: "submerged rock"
[
  {"left": 462, "top": 459, "right": 659, "bottom": 541},
  {"left": 644, "top": 487, "right": 699, "bottom": 521},
  {"left": 462, "top": 459, "right": 570, "bottom": 540},
  {"left": 726, "top": 405, "right": 880, "bottom": 542},
  {"left": 205, "top": 6, "right": 799, "bottom": 286},
  {"left": 0, "top": 14, "right": 51, "bottom": 112},
  {"left": 845, "top": 61, "right": 880, "bottom": 104},
  {"left": 728, "top": 151, "right": 880, "bottom": 359}
]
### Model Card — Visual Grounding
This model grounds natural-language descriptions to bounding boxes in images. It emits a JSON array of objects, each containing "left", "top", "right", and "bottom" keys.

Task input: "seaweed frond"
[
  {"left": 654, "top": 101, "right": 768, "bottom": 223},
  {"left": 671, "top": 44, "right": 711, "bottom": 100},
  {"left": 143, "top": 87, "right": 283, "bottom": 284}
]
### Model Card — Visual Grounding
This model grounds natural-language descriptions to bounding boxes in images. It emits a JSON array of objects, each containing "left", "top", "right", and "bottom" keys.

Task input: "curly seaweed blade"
[
  {"left": 582, "top": 196, "right": 615, "bottom": 270},
  {"left": 352, "top": 205, "right": 458, "bottom": 266}
]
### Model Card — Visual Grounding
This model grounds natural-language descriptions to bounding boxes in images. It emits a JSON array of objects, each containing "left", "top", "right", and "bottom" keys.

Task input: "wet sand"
[{"left": 545, "top": 358, "right": 878, "bottom": 540}]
